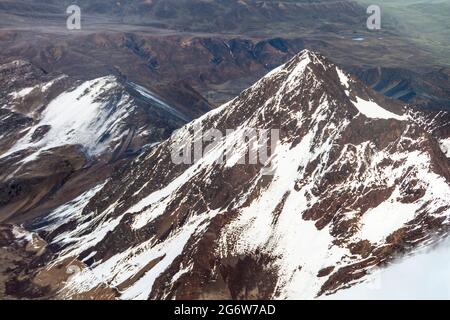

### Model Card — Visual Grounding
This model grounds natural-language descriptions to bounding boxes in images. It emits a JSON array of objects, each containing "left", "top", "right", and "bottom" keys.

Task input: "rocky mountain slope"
[
  {"left": 0, "top": 59, "right": 210, "bottom": 224},
  {"left": 4, "top": 50, "right": 449, "bottom": 300}
]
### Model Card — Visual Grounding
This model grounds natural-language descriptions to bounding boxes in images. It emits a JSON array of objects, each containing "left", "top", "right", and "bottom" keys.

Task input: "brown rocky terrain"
[
  {"left": 0, "top": 0, "right": 448, "bottom": 110},
  {"left": 0, "top": 59, "right": 211, "bottom": 224},
  {"left": 2, "top": 50, "right": 448, "bottom": 300},
  {"left": 0, "top": 0, "right": 449, "bottom": 301}
]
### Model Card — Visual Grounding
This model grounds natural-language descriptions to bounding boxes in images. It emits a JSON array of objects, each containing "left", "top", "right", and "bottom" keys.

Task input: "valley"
[{"left": 0, "top": 0, "right": 448, "bottom": 110}]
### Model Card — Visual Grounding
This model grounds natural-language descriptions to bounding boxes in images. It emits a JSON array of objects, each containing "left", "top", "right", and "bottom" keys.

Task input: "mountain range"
[
  {"left": 0, "top": 0, "right": 448, "bottom": 110},
  {"left": 0, "top": 0, "right": 449, "bottom": 301},
  {"left": 1, "top": 50, "right": 450, "bottom": 299}
]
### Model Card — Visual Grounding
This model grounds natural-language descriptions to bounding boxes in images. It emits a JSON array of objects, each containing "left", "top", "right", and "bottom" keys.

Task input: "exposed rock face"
[
  {"left": 8, "top": 50, "right": 449, "bottom": 300},
  {"left": 0, "top": 60, "right": 210, "bottom": 223},
  {"left": 0, "top": 224, "right": 53, "bottom": 299},
  {"left": 410, "top": 109, "right": 450, "bottom": 160}
]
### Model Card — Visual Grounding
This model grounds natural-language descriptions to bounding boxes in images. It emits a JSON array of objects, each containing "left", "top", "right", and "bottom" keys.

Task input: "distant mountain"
[
  {"left": 0, "top": 59, "right": 210, "bottom": 224},
  {"left": 0, "top": 0, "right": 447, "bottom": 111},
  {"left": 352, "top": 66, "right": 450, "bottom": 111},
  {"left": 4, "top": 50, "right": 449, "bottom": 299}
]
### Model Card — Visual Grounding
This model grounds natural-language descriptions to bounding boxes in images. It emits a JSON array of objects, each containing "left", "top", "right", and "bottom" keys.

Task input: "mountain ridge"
[
  {"left": 0, "top": 0, "right": 449, "bottom": 301},
  {"left": 0, "top": 58, "right": 212, "bottom": 225},
  {"left": 3, "top": 49, "right": 448, "bottom": 300}
]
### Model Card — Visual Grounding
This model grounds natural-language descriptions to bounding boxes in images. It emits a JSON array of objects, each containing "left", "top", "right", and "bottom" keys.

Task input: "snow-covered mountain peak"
[
  {"left": 8, "top": 51, "right": 450, "bottom": 301},
  {"left": 1, "top": 76, "right": 133, "bottom": 161},
  {"left": 202, "top": 48, "right": 406, "bottom": 140},
  {"left": 0, "top": 74, "right": 191, "bottom": 165},
  {"left": 255, "top": 48, "right": 406, "bottom": 122}
]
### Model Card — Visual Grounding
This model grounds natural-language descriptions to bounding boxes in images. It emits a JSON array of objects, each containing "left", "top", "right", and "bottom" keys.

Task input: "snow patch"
[
  {"left": 336, "top": 67, "right": 350, "bottom": 89},
  {"left": 352, "top": 96, "right": 406, "bottom": 121},
  {"left": 439, "top": 138, "right": 450, "bottom": 157},
  {"left": 357, "top": 190, "right": 418, "bottom": 243},
  {"left": 9, "top": 86, "right": 37, "bottom": 99},
  {"left": 2, "top": 76, "right": 132, "bottom": 160}
]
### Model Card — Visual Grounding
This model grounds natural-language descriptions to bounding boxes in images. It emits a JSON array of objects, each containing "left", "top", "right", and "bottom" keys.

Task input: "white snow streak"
[
  {"left": 352, "top": 96, "right": 406, "bottom": 121},
  {"left": 2, "top": 76, "right": 131, "bottom": 160}
]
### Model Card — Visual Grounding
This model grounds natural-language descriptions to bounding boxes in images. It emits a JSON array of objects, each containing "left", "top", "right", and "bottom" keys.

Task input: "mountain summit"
[{"left": 6, "top": 50, "right": 450, "bottom": 300}]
